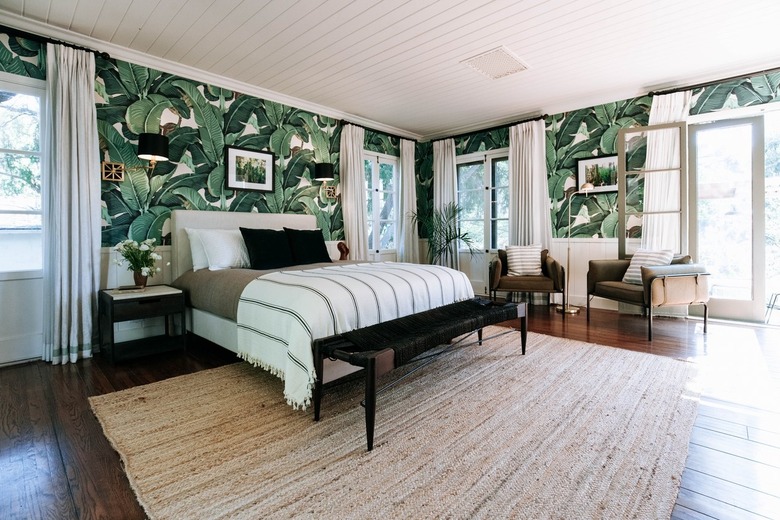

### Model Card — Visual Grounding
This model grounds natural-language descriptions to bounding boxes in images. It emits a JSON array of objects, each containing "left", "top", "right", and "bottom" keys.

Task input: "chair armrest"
[
  {"left": 642, "top": 264, "right": 710, "bottom": 306},
  {"left": 587, "top": 259, "right": 631, "bottom": 293},
  {"left": 545, "top": 254, "right": 565, "bottom": 291},
  {"left": 489, "top": 257, "right": 503, "bottom": 290}
]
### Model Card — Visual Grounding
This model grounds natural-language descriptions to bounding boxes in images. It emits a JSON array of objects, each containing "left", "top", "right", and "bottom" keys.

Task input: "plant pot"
[{"left": 133, "top": 271, "right": 148, "bottom": 288}]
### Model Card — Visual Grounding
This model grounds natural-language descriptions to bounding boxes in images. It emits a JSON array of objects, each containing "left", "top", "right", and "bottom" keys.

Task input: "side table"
[{"left": 98, "top": 285, "right": 186, "bottom": 363}]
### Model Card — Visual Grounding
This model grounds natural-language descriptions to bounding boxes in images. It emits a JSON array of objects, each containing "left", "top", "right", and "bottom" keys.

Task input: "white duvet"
[{"left": 236, "top": 262, "right": 474, "bottom": 409}]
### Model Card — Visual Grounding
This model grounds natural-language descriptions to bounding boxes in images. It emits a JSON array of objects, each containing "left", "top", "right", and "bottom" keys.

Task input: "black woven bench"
[{"left": 313, "top": 298, "right": 527, "bottom": 450}]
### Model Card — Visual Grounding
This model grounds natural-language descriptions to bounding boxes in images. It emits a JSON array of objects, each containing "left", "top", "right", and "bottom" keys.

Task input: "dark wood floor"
[{"left": 1, "top": 306, "right": 778, "bottom": 519}]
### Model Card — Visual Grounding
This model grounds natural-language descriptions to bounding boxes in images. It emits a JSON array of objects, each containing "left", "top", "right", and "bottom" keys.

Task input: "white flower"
[{"left": 139, "top": 243, "right": 150, "bottom": 251}]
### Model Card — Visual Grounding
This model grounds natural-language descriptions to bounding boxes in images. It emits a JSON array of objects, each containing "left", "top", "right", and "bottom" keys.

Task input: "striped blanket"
[{"left": 236, "top": 262, "right": 474, "bottom": 409}]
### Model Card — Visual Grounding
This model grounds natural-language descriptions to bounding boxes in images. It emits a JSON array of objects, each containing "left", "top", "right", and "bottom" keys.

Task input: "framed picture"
[
  {"left": 577, "top": 155, "right": 618, "bottom": 193},
  {"left": 225, "top": 145, "right": 274, "bottom": 192}
]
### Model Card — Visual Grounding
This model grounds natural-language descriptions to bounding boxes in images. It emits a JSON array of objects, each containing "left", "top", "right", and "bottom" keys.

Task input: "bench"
[{"left": 312, "top": 298, "right": 527, "bottom": 450}]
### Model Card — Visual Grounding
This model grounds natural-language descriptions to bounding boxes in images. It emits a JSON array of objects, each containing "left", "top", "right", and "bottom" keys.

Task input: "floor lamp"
[{"left": 557, "top": 182, "right": 594, "bottom": 314}]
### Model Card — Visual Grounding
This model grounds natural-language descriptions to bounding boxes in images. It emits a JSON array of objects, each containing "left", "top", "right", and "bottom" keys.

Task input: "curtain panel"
[
  {"left": 509, "top": 119, "right": 552, "bottom": 250},
  {"left": 432, "top": 138, "right": 458, "bottom": 269},
  {"left": 642, "top": 91, "right": 692, "bottom": 252},
  {"left": 398, "top": 138, "right": 419, "bottom": 263},
  {"left": 339, "top": 124, "right": 368, "bottom": 260},
  {"left": 42, "top": 44, "right": 101, "bottom": 364}
]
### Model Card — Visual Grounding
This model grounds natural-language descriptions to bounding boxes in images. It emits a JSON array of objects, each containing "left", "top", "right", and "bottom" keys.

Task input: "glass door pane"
[{"left": 691, "top": 117, "right": 764, "bottom": 321}]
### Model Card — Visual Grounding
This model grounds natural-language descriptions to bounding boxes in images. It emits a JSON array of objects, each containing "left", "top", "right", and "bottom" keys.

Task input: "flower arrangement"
[{"left": 113, "top": 238, "right": 163, "bottom": 277}]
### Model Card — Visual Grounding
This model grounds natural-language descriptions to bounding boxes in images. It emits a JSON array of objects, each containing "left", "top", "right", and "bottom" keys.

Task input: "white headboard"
[{"left": 170, "top": 210, "right": 317, "bottom": 279}]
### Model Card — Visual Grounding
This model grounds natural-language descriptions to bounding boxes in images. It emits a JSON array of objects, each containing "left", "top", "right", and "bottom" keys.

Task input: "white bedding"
[{"left": 236, "top": 262, "right": 474, "bottom": 409}]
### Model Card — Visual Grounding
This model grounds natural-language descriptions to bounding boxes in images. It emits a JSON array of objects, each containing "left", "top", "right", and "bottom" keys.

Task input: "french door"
[{"left": 689, "top": 117, "right": 765, "bottom": 322}]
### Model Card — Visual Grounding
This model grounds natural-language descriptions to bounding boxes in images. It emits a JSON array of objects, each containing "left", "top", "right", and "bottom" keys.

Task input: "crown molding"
[{"left": 0, "top": 11, "right": 423, "bottom": 141}]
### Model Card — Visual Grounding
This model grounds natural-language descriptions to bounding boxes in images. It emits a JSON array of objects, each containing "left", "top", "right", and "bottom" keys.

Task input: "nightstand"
[{"left": 98, "top": 285, "right": 186, "bottom": 363}]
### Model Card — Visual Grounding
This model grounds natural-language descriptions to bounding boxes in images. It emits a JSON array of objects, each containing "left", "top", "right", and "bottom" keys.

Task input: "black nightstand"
[{"left": 98, "top": 285, "right": 186, "bottom": 363}]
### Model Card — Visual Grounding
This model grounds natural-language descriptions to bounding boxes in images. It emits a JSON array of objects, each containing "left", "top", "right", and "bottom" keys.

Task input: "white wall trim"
[{"left": 0, "top": 11, "right": 423, "bottom": 141}]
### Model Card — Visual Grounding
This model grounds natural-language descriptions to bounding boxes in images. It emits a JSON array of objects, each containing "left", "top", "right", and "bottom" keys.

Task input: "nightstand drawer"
[{"left": 112, "top": 294, "right": 183, "bottom": 321}]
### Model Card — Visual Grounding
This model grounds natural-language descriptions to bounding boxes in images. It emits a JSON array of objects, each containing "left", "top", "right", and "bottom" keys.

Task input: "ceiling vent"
[{"left": 461, "top": 46, "right": 528, "bottom": 79}]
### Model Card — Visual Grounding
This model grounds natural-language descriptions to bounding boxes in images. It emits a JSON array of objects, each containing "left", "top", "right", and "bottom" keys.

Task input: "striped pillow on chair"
[
  {"left": 506, "top": 245, "right": 542, "bottom": 276},
  {"left": 622, "top": 249, "right": 674, "bottom": 285}
]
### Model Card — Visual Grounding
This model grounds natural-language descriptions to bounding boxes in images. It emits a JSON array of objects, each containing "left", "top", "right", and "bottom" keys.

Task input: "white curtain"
[
  {"left": 42, "top": 44, "right": 101, "bottom": 364},
  {"left": 433, "top": 138, "right": 458, "bottom": 268},
  {"left": 509, "top": 119, "right": 551, "bottom": 250},
  {"left": 398, "top": 138, "right": 419, "bottom": 263},
  {"left": 340, "top": 124, "right": 368, "bottom": 260},
  {"left": 642, "top": 91, "right": 692, "bottom": 252}
]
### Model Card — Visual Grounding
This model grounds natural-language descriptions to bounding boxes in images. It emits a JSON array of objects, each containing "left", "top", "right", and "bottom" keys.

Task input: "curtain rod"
[
  {"left": 434, "top": 113, "right": 548, "bottom": 143},
  {"left": 0, "top": 24, "right": 110, "bottom": 59},
  {"left": 339, "top": 120, "right": 413, "bottom": 143},
  {"left": 649, "top": 64, "right": 780, "bottom": 96}
]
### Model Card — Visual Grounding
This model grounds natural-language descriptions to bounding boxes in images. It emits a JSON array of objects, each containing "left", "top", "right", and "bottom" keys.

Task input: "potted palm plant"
[{"left": 411, "top": 202, "right": 475, "bottom": 269}]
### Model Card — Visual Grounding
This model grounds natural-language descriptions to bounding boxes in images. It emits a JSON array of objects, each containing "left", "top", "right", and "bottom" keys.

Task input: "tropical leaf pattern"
[
  {"left": 93, "top": 55, "right": 352, "bottom": 245},
  {"left": 0, "top": 35, "right": 45, "bottom": 79},
  {"left": 2, "top": 29, "right": 780, "bottom": 244}
]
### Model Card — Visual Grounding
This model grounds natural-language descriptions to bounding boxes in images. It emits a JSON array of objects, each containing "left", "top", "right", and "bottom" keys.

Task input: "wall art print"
[
  {"left": 577, "top": 155, "right": 618, "bottom": 193},
  {"left": 225, "top": 145, "right": 274, "bottom": 192}
]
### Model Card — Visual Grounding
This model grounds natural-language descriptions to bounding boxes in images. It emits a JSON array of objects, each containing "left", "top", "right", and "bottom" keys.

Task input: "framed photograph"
[
  {"left": 577, "top": 155, "right": 618, "bottom": 193},
  {"left": 225, "top": 145, "right": 274, "bottom": 192}
]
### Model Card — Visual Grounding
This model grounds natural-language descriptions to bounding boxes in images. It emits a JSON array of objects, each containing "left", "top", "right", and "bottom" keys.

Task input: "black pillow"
[
  {"left": 239, "top": 227, "right": 294, "bottom": 270},
  {"left": 284, "top": 227, "right": 332, "bottom": 265}
]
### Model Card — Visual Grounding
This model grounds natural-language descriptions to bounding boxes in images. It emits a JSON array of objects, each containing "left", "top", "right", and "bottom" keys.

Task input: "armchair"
[
  {"left": 489, "top": 249, "right": 565, "bottom": 308},
  {"left": 586, "top": 257, "right": 710, "bottom": 340}
]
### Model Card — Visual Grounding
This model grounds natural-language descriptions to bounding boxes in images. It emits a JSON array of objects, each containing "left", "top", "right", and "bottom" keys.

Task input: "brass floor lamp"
[{"left": 557, "top": 182, "right": 594, "bottom": 314}]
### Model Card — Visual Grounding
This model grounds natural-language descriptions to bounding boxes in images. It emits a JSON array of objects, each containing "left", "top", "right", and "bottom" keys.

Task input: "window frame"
[
  {"left": 456, "top": 148, "right": 509, "bottom": 252},
  {"left": 0, "top": 71, "right": 46, "bottom": 280},
  {"left": 363, "top": 150, "right": 399, "bottom": 253}
]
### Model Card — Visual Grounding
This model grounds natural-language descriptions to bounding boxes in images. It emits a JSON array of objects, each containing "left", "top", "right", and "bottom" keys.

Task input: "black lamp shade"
[
  {"left": 137, "top": 133, "right": 169, "bottom": 162},
  {"left": 314, "top": 163, "right": 334, "bottom": 181}
]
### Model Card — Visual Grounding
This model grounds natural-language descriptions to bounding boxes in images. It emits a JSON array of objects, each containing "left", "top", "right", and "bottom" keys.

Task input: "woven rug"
[{"left": 89, "top": 328, "right": 699, "bottom": 519}]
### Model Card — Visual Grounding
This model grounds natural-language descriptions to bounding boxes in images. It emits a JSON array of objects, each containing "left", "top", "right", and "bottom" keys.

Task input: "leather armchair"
[
  {"left": 489, "top": 249, "right": 565, "bottom": 308},
  {"left": 586, "top": 257, "right": 710, "bottom": 340}
]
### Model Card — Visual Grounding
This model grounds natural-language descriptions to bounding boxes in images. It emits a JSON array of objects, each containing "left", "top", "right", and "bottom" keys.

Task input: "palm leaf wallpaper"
[
  {"left": 2, "top": 29, "right": 780, "bottom": 246},
  {"left": 95, "top": 55, "right": 347, "bottom": 246}
]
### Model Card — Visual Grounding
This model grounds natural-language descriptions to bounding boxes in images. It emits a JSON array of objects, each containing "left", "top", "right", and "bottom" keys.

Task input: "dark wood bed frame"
[{"left": 313, "top": 299, "right": 527, "bottom": 450}]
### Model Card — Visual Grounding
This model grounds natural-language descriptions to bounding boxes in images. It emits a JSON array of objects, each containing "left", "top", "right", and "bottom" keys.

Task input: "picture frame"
[
  {"left": 225, "top": 145, "right": 274, "bottom": 192},
  {"left": 577, "top": 155, "right": 618, "bottom": 193}
]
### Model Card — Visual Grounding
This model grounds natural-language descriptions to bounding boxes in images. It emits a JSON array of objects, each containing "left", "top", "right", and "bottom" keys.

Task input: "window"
[
  {"left": 364, "top": 152, "right": 399, "bottom": 252},
  {"left": 0, "top": 74, "right": 44, "bottom": 274},
  {"left": 457, "top": 151, "right": 509, "bottom": 251}
]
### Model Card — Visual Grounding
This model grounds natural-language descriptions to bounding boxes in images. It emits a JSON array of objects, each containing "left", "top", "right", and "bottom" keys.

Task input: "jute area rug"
[{"left": 90, "top": 328, "right": 699, "bottom": 519}]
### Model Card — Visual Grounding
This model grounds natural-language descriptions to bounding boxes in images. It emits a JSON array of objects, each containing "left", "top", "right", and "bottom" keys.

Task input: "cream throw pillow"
[
  {"left": 622, "top": 249, "right": 674, "bottom": 285},
  {"left": 197, "top": 229, "right": 250, "bottom": 271},
  {"left": 506, "top": 245, "right": 542, "bottom": 276},
  {"left": 185, "top": 228, "right": 209, "bottom": 271}
]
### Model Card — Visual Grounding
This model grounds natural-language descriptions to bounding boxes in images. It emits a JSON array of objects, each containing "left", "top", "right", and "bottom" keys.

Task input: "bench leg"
[
  {"left": 313, "top": 342, "right": 324, "bottom": 422},
  {"left": 520, "top": 315, "right": 527, "bottom": 355},
  {"left": 365, "top": 356, "right": 377, "bottom": 451},
  {"left": 363, "top": 349, "right": 395, "bottom": 451},
  {"left": 478, "top": 328, "right": 483, "bottom": 345}
]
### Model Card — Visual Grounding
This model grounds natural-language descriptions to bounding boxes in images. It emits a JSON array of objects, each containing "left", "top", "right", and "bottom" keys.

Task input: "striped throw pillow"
[
  {"left": 506, "top": 245, "right": 542, "bottom": 276},
  {"left": 622, "top": 249, "right": 674, "bottom": 285}
]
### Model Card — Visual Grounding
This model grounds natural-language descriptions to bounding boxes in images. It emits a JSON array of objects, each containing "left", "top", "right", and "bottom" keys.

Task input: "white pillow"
[
  {"left": 506, "top": 245, "right": 542, "bottom": 276},
  {"left": 622, "top": 249, "right": 674, "bottom": 285},
  {"left": 197, "top": 229, "right": 250, "bottom": 271},
  {"left": 185, "top": 228, "right": 209, "bottom": 272}
]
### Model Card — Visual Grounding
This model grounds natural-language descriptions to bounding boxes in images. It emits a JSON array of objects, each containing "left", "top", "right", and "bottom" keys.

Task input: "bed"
[{"left": 170, "top": 209, "right": 475, "bottom": 409}]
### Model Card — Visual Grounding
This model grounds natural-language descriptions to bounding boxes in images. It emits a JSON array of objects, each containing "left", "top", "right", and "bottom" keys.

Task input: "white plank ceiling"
[{"left": 2, "top": 0, "right": 780, "bottom": 139}]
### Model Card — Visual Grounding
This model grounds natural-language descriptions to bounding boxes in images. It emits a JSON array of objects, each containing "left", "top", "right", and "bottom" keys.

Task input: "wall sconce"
[
  {"left": 313, "top": 163, "right": 334, "bottom": 181},
  {"left": 137, "top": 132, "right": 169, "bottom": 174},
  {"left": 101, "top": 132, "right": 170, "bottom": 182}
]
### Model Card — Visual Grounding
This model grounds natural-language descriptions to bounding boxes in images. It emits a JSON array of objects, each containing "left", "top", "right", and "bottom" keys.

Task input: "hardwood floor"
[{"left": 1, "top": 307, "right": 778, "bottom": 519}]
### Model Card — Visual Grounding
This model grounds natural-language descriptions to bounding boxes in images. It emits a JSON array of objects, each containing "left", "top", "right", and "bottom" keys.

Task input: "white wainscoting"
[
  {"left": 0, "top": 274, "right": 43, "bottom": 366},
  {"left": 458, "top": 238, "right": 626, "bottom": 310}
]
